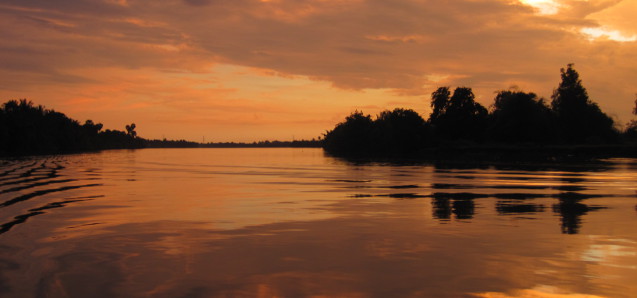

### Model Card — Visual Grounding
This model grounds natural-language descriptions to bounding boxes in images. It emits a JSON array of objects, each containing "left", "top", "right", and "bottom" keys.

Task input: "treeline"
[
  {"left": 145, "top": 139, "right": 322, "bottom": 148},
  {"left": 202, "top": 139, "right": 322, "bottom": 148},
  {"left": 0, "top": 99, "right": 143, "bottom": 156},
  {"left": 324, "top": 64, "right": 637, "bottom": 158},
  {"left": 0, "top": 99, "right": 321, "bottom": 156}
]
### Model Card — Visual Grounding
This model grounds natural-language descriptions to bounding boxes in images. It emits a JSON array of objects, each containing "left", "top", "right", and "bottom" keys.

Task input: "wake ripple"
[
  {"left": 0, "top": 158, "right": 102, "bottom": 235},
  {"left": 0, "top": 195, "right": 103, "bottom": 234}
]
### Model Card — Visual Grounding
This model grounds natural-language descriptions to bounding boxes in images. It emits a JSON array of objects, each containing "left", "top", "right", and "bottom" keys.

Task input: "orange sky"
[{"left": 1, "top": 0, "right": 636, "bottom": 142}]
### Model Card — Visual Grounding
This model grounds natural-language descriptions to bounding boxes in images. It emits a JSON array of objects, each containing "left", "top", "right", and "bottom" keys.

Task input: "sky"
[{"left": 1, "top": 0, "right": 636, "bottom": 142}]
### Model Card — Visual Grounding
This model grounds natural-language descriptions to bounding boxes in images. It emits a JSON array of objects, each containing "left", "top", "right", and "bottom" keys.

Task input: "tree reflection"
[
  {"left": 431, "top": 193, "right": 478, "bottom": 220},
  {"left": 452, "top": 198, "right": 475, "bottom": 219},
  {"left": 552, "top": 192, "right": 606, "bottom": 234},
  {"left": 496, "top": 202, "right": 545, "bottom": 214},
  {"left": 432, "top": 197, "right": 452, "bottom": 220}
]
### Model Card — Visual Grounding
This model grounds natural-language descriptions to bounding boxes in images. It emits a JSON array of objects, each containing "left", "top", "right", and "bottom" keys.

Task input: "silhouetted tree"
[
  {"left": 323, "top": 111, "right": 374, "bottom": 155},
  {"left": 97, "top": 129, "right": 143, "bottom": 149},
  {"left": 83, "top": 120, "right": 103, "bottom": 135},
  {"left": 374, "top": 108, "right": 429, "bottom": 155},
  {"left": 322, "top": 65, "right": 630, "bottom": 159},
  {"left": 0, "top": 99, "right": 146, "bottom": 156},
  {"left": 0, "top": 99, "right": 85, "bottom": 154},
  {"left": 487, "top": 90, "right": 555, "bottom": 143},
  {"left": 323, "top": 108, "right": 429, "bottom": 156},
  {"left": 429, "top": 87, "right": 488, "bottom": 142},
  {"left": 430, "top": 87, "right": 451, "bottom": 123},
  {"left": 550, "top": 64, "right": 617, "bottom": 143},
  {"left": 125, "top": 123, "right": 137, "bottom": 138}
]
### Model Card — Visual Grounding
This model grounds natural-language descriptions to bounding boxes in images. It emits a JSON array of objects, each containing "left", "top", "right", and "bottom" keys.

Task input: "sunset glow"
[
  {"left": 581, "top": 27, "right": 637, "bottom": 42},
  {"left": 519, "top": 0, "right": 561, "bottom": 15},
  {"left": 1, "top": 0, "right": 636, "bottom": 141}
]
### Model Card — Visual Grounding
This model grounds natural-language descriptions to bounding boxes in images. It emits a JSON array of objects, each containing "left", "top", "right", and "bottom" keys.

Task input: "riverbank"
[{"left": 326, "top": 143, "right": 637, "bottom": 165}]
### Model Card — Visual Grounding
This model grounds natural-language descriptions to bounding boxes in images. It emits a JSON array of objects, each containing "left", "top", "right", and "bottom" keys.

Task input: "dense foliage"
[
  {"left": 487, "top": 90, "right": 554, "bottom": 143},
  {"left": 323, "top": 109, "right": 429, "bottom": 156},
  {"left": 429, "top": 87, "right": 488, "bottom": 142},
  {"left": 0, "top": 99, "right": 323, "bottom": 156},
  {"left": 550, "top": 64, "right": 617, "bottom": 143},
  {"left": 323, "top": 65, "right": 627, "bottom": 157},
  {"left": 0, "top": 99, "right": 143, "bottom": 156}
]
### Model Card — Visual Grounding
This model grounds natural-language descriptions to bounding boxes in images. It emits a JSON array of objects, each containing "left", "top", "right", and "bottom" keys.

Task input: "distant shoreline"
[
  {"left": 0, "top": 98, "right": 327, "bottom": 158},
  {"left": 3, "top": 144, "right": 636, "bottom": 164},
  {"left": 0, "top": 140, "right": 322, "bottom": 158},
  {"left": 145, "top": 139, "right": 322, "bottom": 149}
]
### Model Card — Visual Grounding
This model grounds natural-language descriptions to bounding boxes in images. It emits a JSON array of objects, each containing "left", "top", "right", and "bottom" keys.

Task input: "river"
[{"left": 1, "top": 148, "right": 636, "bottom": 297}]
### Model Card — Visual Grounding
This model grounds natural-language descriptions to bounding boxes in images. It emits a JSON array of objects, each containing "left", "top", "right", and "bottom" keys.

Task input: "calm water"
[{"left": 1, "top": 148, "right": 636, "bottom": 297}]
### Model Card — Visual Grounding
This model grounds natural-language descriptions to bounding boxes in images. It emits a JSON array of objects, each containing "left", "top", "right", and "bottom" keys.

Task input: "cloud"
[
  {"left": 0, "top": 0, "right": 636, "bottom": 141},
  {"left": 560, "top": 0, "right": 622, "bottom": 18}
]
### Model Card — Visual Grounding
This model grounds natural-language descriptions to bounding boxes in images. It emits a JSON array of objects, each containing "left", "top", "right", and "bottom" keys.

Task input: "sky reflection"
[{"left": 1, "top": 149, "right": 636, "bottom": 297}]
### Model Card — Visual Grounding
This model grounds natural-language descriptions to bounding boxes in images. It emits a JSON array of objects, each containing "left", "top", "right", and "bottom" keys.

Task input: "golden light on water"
[{"left": 2, "top": 150, "right": 637, "bottom": 296}]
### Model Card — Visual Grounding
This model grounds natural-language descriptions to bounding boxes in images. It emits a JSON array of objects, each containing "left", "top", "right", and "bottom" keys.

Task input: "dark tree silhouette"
[
  {"left": 0, "top": 99, "right": 85, "bottom": 154},
  {"left": 321, "top": 65, "right": 632, "bottom": 159},
  {"left": 125, "top": 123, "right": 137, "bottom": 138},
  {"left": 429, "top": 87, "right": 488, "bottom": 142},
  {"left": 550, "top": 64, "right": 617, "bottom": 143},
  {"left": 487, "top": 90, "right": 555, "bottom": 143},
  {"left": 0, "top": 99, "right": 145, "bottom": 156},
  {"left": 430, "top": 87, "right": 451, "bottom": 123},
  {"left": 323, "top": 108, "right": 429, "bottom": 156},
  {"left": 83, "top": 120, "right": 103, "bottom": 135},
  {"left": 374, "top": 108, "right": 429, "bottom": 155},
  {"left": 323, "top": 111, "right": 374, "bottom": 156}
]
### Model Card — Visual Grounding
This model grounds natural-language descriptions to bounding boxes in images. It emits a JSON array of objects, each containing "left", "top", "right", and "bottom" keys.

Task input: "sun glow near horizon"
[{"left": 1, "top": 0, "right": 636, "bottom": 142}]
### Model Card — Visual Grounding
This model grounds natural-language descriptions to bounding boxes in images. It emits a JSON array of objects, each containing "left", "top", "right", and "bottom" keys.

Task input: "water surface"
[{"left": 1, "top": 148, "right": 636, "bottom": 297}]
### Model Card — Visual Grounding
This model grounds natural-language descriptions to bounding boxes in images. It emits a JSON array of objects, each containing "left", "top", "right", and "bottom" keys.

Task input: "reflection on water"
[{"left": 1, "top": 149, "right": 637, "bottom": 297}]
